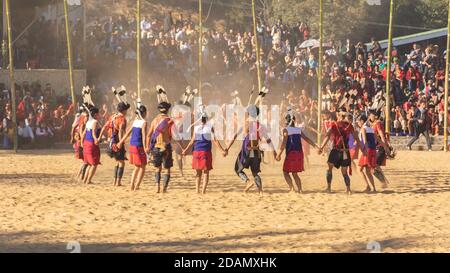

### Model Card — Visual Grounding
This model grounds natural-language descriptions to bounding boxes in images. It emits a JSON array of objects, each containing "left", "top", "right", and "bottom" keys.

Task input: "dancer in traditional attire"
[
  {"left": 276, "top": 110, "right": 318, "bottom": 193},
  {"left": 369, "top": 110, "right": 392, "bottom": 188},
  {"left": 357, "top": 115, "right": 377, "bottom": 192},
  {"left": 118, "top": 100, "right": 148, "bottom": 191},
  {"left": 181, "top": 108, "right": 227, "bottom": 194},
  {"left": 146, "top": 85, "right": 175, "bottom": 193},
  {"left": 71, "top": 104, "right": 88, "bottom": 181},
  {"left": 100, "top": 86, "right": 130, "bottom": 186},
  {"left": 227, "top": 88, "right": 276, "bottom": 195},
  {"left": 318, "top": 110, "right": 365, "bottom": 194},
  {"left": 81, "top": 105, "right": 102, "bottom": 184}
]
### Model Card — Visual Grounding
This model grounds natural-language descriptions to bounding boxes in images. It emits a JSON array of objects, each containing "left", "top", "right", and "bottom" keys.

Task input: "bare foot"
[
  {"left": 324, "top": 187, "right": 332, "bottom": 193},
  {"left": 346, "top": 190, "right": 352, "bottom": 195},
  {"left": 363, "top": 187, "right": 371, "bottom": 193}
]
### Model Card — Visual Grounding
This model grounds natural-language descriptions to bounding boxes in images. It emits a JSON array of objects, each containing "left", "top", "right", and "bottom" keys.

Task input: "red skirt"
[
  {"left": 74, "top": 142, "right": 84, "bottom": 160},
  {"left": 350, "top": 148, "right": 359, "bottom": 160},
  {"left": 358, "top": 149, "right": 377, "bottom": 168},
  {"left": 83, "top": 141, "right": 101, "bottom": 165},
  {"left": 192, "top": 151, "right": 213, "bottom": 171},
  {"left": 129, "top": 145, "right": 147, "bottom": 166},
  {"left": 283, "top": 151, "right": 304, "bottom": 173}
]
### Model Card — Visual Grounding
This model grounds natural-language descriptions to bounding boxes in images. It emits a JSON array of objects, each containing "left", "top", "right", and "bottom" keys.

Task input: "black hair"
[
  {"left": 285, "top": 114, "right": 296, "bottom": 126},
  {"left": 89, "top": 107, "right": 99, "bottom": 117},
  {"left": 138, "top": 105, "right": 147, "bottom": 116},
  {"left": 158, "top": 102, "right": 172, "bottom": 113},
  {"left": 358, "top": 114, "right": 368, "bottom": 123},
  {"left": 117, "top": 102, "right": 130, "bottom": 112}
]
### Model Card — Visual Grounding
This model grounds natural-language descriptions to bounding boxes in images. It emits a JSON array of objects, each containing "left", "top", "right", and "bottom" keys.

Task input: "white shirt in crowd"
[
  {"left": 140, "top": 19, "right": 151, "bottom": 31},
  {"left": 36, "top": 127, "right": 54, "bottom": 137},
  {"left": 18, "top": 125, "right": 34, "bottom": 140}
]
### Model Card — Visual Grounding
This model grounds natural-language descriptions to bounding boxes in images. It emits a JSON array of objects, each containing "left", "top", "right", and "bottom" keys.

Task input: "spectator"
[
  {"left": 17, "top": 120, "right": 35, "bottom": 148},
  {"left": 407, "top": 101, "right": 432, "bottom": 150}
]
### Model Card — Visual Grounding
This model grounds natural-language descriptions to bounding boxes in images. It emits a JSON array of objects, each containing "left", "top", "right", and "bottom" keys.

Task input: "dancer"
[
  {"left": 368, "top": 110, "right": 391, "bottom": 188},
  {"left": 181, "top": 110, "right": 227, "bottom": 194},
  {"left": 318, "top": 110, "right": 365, "bottom": 194},
  {"left": 173, "top": 86, "right": 197, "bottom": 177},
  {"left": 72, "top": 86, "right": 95, "bottom": 182},
  {"left": 227, "top": 103, "right": 277, "bottom": 196},
  {"left": 146, "top": 85, "right": 175, "bottom": 193},
  {"left": 101, "top": 86, "right": 130, "bottom": 186},
  {"left": 70, "top": 104, "right": 88, "bottom": 181},
  {"left": 276, "top": 112, "right": 318, "bottom": 193},
  {"left": 357, "top": 115, "right": 377, "bottom": 192},
  {"left": 118, "top": 101, "right": 148, "bottom": 191},
  {"left": 81, "top": 106, "right": 102, "bottom": 184}
]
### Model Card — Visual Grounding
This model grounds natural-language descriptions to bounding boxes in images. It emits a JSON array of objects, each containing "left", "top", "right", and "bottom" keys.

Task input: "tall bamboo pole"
[
  {"left": 5, "top": 0, "right": 17, "bottom": 152},
  {"left": 444, "top": 0, "right": 450, "bottom": 152},
  {"left": 385, "top": 0, "right": 394, "bottom": 135},
  {"left": 136, "top": 0, "right": 141, "bottom": 98},
  {"left": 251, "top": 0, "right": 262, "bottom": 93},
  {"left": 2, "top": 0, "right": 7, "bottom": 69},
  {"left": 317, "top": 0, "right": 324, "bottom": 144},
  {"left": 63, "top": 0, "right": 76, "bottom": 108},
  {"left": 198, "top": 0, "right": 203, "bottom": 97}
]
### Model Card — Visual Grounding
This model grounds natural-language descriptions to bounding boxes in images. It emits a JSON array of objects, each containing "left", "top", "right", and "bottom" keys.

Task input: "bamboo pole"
[
  {"left": 63, "top": 0, "right": 76, "bottom": 109},
  {"left": 136, "top": 0, "right": 141, "bottom": 99},
  {"left": 251, "top": 0, "right": 262, "bottom": 93},
  {"left": 317, "top": 0, "right": 324, "bottom": 144},
  {"left": 5, "top": 0, "right": 17, "bottom": 152},
  {"left": 385, "top": 0, "right": 394, "bottom": 135},
  {"left": 444, "top": 0, "right": 450, "bottom": 152},
  {"left": 198, "top": 0, "right": 203, "bottom": 97}
]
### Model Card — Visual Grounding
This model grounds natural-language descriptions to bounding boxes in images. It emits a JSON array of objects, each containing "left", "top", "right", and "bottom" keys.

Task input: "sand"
[{"left": 1, "top": 147, "right": 450, "bottom": 253}]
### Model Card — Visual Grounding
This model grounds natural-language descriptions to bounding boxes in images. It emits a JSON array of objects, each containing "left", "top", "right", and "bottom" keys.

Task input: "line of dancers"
[{"left": 71, "top": 85, "right": 393, "bottom": 195}]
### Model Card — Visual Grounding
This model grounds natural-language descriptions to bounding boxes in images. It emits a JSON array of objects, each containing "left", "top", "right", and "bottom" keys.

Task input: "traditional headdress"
[
  {"left": 156, "top": 85, "right": 172, "bottom": 113},
  {"left": 112, "top": 85, "right": 130, "bottom": 112},
  {"left": 254, "top": 86, "right": 269, "bottom": 106},
  {"left": 81, "top": 86, "right": 95, "bottom": 108}
]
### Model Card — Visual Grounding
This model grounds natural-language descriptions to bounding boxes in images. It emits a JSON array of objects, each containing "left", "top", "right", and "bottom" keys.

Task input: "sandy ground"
[{"left": 1, "top": 146, "right": 450, "bottom": 253}]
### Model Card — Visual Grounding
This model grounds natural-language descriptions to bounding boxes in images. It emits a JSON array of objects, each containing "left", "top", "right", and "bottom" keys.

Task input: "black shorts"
[
  {"left": 328, "top": 149, "right": 351, "bottom": 169},
  {"left": 106, "top": 141, "right": 127, "bottom": 161},
  {"left": 151, "top": 145, "right": 173, "bottom": 169},
  {"left": 376, "top": 146, "right": 386, "bottom": 166},
  {"left": 235, "top": 150, "right": 261, "bottom": 175}
]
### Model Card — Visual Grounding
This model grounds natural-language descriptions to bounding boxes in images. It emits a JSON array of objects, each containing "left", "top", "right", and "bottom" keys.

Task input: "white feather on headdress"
[
  {"left": 179, "top": 86, "right": 193, "bottom": 105},
  {"left": 112, "top": 85, "right": 129, "bottom": 104},
  {"left": 156, "top": 85, "right": 169, "bottom": 103},
  {"left": 82, "top": 86, "right": 95, "bottom": 107},
  {"left": 254, "top": 86, "right": 269, "bottom": 106},
  {"left": 134, "top": 98, "right": 144, "bottom": 119}
]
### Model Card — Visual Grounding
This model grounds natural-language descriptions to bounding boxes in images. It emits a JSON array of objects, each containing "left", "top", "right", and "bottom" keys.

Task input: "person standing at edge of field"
[{"left": 407, "top": 100, "right": 432, "bottom": 151}]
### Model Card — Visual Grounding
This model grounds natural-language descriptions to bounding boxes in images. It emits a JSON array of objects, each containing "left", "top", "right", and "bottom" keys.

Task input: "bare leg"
[
  {"left": 359, "top": 166, "right": 371, "bottom": 192},
  {"left": 130, "top": 166, "right": 138, "bottom": 190},
  {"left": 195, "top": 170, "right": 202, "bottom": 194},
  {"left": 201, "top": 170, "right": 209, "bottom": 194},
  {"left": 84, "top": 165, "right": 97, "bottom": 184},
  {"left": 292, "top": 172, "right": 303, "bottom": 193},
  {"left": 244, "top": 180, "right": 254, "bottom": 193},
  {"left": 365, "top": 167, "right": 376, "bottom": 192},
  {"left": 283, "top": 172, "right": 295, "bottom": 192},
  {"left": 82, "top": 166, "right": 91, "bottom": 184},
  {"left": 134, "top": 166, "right": 146, "bottom": 190}
]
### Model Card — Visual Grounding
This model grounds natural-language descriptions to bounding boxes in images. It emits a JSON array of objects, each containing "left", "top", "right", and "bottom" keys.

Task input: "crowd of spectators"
[{"left": 2, "top": 10, "right": 450, "bottom": 149}]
